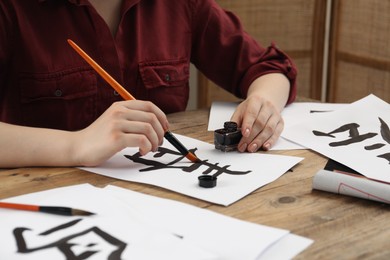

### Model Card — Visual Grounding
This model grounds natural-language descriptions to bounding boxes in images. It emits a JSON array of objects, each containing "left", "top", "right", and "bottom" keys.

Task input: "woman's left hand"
[
  {"left": 230, "top": 73, "right": 291, "bottom": 152},
  {"left": 231, "top": 94, "right": 284, "bottom": 152}
]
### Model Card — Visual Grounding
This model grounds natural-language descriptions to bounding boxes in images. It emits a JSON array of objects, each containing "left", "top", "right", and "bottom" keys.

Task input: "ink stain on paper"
[
  {"left": 379, "top": 117, "right": 390, "bottom": 144},
  {"left": 124, "top": 146, "right": 251, "bottom": 178},
  {"left": 312, "top": 123, "right": 378, "bottom": 146},
  {"left": 312, "top": 117, "right": 390, "bottom": 165},
  {"left": 364, "top": 143, "right": 386, "bottom": 150},
  {"left": 13, "top": 219, "right": 127, "bottom": 259}
]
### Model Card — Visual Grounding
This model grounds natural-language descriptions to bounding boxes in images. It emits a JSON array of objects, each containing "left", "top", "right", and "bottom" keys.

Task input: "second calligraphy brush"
[
  {"left": 67, "top": 39, "right": 201, "bottom": 163},
  {"left": 0, "top": 202, "right": 95, "bottom": 216}
]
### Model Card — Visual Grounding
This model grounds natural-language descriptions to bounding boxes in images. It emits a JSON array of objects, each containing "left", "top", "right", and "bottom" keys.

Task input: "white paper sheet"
[
  {"left": 104, "top": 185, "right": 313, "bottom": 260},
  {"left": 0, "top": 184, "right": 215, "bottom": 260},
  {"left": 81, "top": 134, "right": 303, "bottom": 206},
  {"left": 283, "top": 94, "right": 390, "bottom": 183},
  {"left": 0, "top": 184, "right": 313, "bottom": 260},
  {"left": 257, "top": 233, "right": 314, "bottom": 260},
  {"left": 208, "top": 101, "right": 346, "bottom": 150}
]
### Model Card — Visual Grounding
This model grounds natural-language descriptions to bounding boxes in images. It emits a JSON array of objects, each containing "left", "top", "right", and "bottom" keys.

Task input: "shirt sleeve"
[
  {"left": 190, "top": 0, "right": 297, "bottom": 104},
  {"left": 0, "top": 1, "right": 13, "bottom": 84}
]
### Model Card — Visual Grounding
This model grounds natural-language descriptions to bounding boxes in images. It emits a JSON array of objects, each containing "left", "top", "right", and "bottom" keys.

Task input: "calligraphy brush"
[
  {"left": 0, "top": 202, "right": 95, "bottom": 216},
  {"left": 67, "top": 39, "right": 201, "bottom": 163}
]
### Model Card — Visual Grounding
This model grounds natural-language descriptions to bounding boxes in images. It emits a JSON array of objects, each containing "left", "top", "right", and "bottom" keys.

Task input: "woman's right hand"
[{"left": 73, "top": 100, "right": 169, "bottom": 167}]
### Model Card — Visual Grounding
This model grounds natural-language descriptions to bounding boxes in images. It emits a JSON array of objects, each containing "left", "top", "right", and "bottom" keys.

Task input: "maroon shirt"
[{"left": 0, "top": 0, "right": 297, "bottom": 131}]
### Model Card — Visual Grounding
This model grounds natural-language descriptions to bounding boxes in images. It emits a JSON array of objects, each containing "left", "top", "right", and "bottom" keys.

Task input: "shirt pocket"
[
  {"left": 19, "top": 68, "right": 97, "bottom": 130},
  {"left": 138, "top": 59, "right": 190, "bottom": 113}
]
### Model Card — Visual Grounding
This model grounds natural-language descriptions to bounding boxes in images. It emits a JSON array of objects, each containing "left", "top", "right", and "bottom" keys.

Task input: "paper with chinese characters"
[
  {"left": 283, "top": 94, "right": 390, "bottom": 183},
  {"left": 208, "top": 101, "right": 346, "bottom": 150},
  {"left": 0, "top": 184, "right": 313, "bottom": 260},
  {"left": 81, "top": 135, "right": 303, "bottom": 206},
  {"left": 0, "top": 184, "right": 216, "bottom": 260}
]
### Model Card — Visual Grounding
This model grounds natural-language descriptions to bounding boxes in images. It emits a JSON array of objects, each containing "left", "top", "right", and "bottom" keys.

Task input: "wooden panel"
[
  {"left": 333, "top": 61, "right": 390, "bottom": 103},
  {"left": 198, "top": 0, "right": 327, "bottom": 108},
  {"left": 328, "top": 0, "right": 390, "bottom": 103}
]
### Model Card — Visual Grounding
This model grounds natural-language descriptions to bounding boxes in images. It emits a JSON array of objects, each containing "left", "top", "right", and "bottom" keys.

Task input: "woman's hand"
[
  {"left": 230, "top": 73, "right": 291, "bottom": 152},
  {"left": 73, "top": 100, "right": 169, "bottom": 166},
  {"left": 231, "top": 95, "right": 284, "bottom": 152}
]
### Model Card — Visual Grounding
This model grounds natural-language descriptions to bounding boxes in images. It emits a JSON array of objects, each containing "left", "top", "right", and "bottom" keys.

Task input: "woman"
[{"left": 0, "top": 0, "right": 296, "bottom": 167}]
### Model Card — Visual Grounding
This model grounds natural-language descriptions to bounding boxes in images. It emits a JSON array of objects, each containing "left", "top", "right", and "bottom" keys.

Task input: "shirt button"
[
  {"left": 113, "top": 90, "right": 120, "bottom": 96},
  {"left": 165, "top": 74, "right": 171, "bottom": 81},
  {"left": 54, "top": 89, "right": 63, "bottom": 97}
]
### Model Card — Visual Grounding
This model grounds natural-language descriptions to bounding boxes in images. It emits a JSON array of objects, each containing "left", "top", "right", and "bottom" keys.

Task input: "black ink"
[
  {"left": 40, "top": 219, "right": 82, "bottom": 236},
  {"left": 313, "top": 123, "right": 377, "bottom": 147},
  {"left": 312, "top": 130, "right": 335, "bottom": 137},
  {"left": 379, "top": 117, "right": 390, "bottom": 144},
  {"left": 14, "top": 219, "right": 127, "bottom": 260},
  {"left": 310, "top": 110, "right": 333, "bottom": 113},
  {"left": 329, "top": 133, "right": 377, "bottom": 147},
  {"left": 313, "top": 118, "right": 390, "bottom": 166},
  {"left": 124, "top": 146, "right": 251, "bottom": 179},
  {"left": 377, "top": 153, "right": 390, "bottom": 164},
  {"left": 364, "top": 143, "right": 386, "bottom": 150},
  {"left": 313, "top": 123, "right": 361, "bottom": 137}
]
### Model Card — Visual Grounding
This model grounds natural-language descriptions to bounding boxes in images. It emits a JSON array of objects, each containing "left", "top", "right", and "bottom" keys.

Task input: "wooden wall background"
[
  {"left": 328, "top": 0, "right": 390, "bottom": 103},
  {"left": 197, "top": 0, "right": 390, "bottom": 108},
  {"left": 197, "top": 0, "right": 327, "bottom": 108}
]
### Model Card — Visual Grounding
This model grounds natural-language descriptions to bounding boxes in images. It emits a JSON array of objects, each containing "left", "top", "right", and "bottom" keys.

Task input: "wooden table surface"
[{"left": 0, "top": 109, "right": 389, "bottom": 259}]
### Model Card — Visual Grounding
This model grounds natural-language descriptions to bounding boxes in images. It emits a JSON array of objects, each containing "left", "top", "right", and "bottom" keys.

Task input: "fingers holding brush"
[{"left": 73, "top": 100, "right": 169, "bottom": 166}]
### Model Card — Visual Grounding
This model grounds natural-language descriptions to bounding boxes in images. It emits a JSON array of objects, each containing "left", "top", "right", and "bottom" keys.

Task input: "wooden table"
[{"left": 0, "top": 109, "right": 389, "bottom": 259}]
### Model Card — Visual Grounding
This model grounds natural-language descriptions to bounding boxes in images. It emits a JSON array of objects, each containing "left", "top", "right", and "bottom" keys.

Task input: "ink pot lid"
[{"left": 198, "top": 175, "right": 217, "bottom": 188}]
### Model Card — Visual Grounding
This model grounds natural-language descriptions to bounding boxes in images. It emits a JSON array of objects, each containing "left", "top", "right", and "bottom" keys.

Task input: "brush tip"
[
  {"left": 72, "top": 209, "right": 95, "bottom": 216},
  {"left": 187, "top": 152, "right": 201, "bottom": 163}
]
